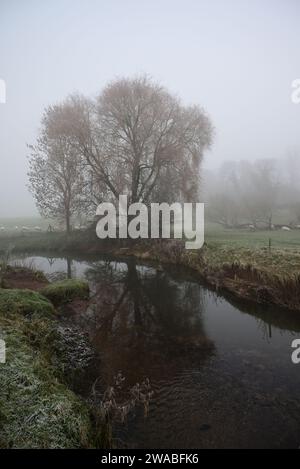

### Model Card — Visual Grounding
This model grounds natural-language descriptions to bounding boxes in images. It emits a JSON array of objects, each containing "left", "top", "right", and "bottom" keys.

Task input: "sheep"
[
  {"left": 34, "top": 226, "right": 42, "bottom": 232},
  {"left": 281, "top": 226, "right": 291, "bottom": 231}
]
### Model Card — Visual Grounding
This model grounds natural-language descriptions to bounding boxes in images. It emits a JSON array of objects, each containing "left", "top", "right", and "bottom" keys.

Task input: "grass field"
[
  {"left": 1, "top": 218, "right": 300, "bottom": 250},
  {"left": 205, "top": 222, "right": 300, "bottom": 250},
  {"left": 0, "top": 217, "right": 49, "bottom": 231}
]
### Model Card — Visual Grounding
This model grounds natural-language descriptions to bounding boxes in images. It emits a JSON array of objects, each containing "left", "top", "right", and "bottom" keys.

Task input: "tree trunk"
[
  {"left": 67, "top": 257, "right": 72, "bottom": 279},
  {"left": 66, "top": 211, "right": 71, "bottom": 234},
  {"left": 268, "top": 214, "right": 273, "bottom": 230}
]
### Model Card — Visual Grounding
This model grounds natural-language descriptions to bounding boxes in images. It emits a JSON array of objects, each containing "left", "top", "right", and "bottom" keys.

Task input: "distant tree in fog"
[
  {"left": 206, "top": 159, "right": 279, "bottom": 229},
  {"left": 205, "top": 162, "right": 242, "bottom": 227},
  {"left": 282, "top": 149, "right": 300, "bottom": 224},
  {"left": 237, "top": 159, "right": 279, "bottom": 229}
]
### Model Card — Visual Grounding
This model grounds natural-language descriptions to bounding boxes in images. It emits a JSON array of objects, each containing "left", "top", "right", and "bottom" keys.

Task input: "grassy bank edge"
[{"left": 0, "top": 281, "right": 95, "bottom": 449}]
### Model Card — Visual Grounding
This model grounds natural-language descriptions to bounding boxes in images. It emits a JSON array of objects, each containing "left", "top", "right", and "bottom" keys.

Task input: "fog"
[{"left": 0, "top": 0, "right": 300, "bottom": 217}]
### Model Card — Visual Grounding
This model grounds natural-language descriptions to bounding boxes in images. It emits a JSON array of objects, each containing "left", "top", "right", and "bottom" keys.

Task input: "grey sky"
[{"left": 0, "top": 0, "right": 299, "bottom": 216}]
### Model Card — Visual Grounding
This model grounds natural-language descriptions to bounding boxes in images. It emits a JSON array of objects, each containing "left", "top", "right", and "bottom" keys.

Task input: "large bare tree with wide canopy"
[
  {"left": 92, "top": 76, "right": 213, "bottom": 204},
  {"left": 28, "top": 76, "right": 213, "bottom": 230},
  {"left": 66, "top": 76, "right": 213, "bottom": 204}
]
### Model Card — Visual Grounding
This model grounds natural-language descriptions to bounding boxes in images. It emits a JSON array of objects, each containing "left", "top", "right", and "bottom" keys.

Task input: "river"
[{"left": 13, "top": 254, "right": 300, "bottom": 448}]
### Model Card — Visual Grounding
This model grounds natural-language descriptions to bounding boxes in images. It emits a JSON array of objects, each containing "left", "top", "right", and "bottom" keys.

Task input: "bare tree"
[
  {"left": 69, "top": 76, "right": 213, "bottom": 205},
  {"left": 28, "top": 104, "right": 87, "bottom": 233},
  {"left": 28, "top": 78, "right": 213, "bottom": 232},
  {"left": 205, "top": 163, "right": 243, "bottom": 227},
  {"left": 282, "top": 149, "right": 300, "bottom": 224},
  {"left": 206, "top": 159, "right": 280, "bottom": 229},
  {"left": 237, "top": 159, "right": 279, "bottom": 229}
]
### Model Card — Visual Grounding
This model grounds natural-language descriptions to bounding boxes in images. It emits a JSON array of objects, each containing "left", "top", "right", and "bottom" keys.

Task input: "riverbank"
[
  {"left": 129, "top": 242, "right": 300, "bottom": 313},
  {"left": 1, "top": 230, "right": 300, "bottom": 314},
  {"left": 0, "top": 266, "right": 97, "bottom": 449}
]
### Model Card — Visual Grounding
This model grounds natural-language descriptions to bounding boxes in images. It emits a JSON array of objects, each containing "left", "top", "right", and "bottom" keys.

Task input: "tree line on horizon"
[{"left": 204, "top": 153, "right": 300, "bottom": 229}]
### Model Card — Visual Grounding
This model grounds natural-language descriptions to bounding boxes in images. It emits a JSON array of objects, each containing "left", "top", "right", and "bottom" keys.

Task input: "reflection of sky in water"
[
  {"left": 12, "top": 256, "right": 129, "bottom": 278},
  {"left": 202, "top": 289, "right": 299, "bottom": 390}
]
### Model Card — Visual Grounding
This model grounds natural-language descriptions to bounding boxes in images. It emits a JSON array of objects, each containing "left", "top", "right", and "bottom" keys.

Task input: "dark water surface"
[{"left": 14, "top": 254, "right": 300, "bottom": 448}]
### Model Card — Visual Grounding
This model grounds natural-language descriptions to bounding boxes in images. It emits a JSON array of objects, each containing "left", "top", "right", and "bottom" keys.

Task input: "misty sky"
[{"left": 0, "top": 0, "right": 299, "bottom": 217}]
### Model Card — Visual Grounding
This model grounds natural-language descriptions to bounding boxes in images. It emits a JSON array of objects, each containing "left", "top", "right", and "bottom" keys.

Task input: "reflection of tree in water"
[
  {"left": 45, "top": 256, "right": 74, "bottom": 281},
  {"left": 46, "top": 257, "right": 56, "bottom": 268},
  {"left": 84, "top": 259, "right": 214, "bottom": 384},
  {"left": 65, "top": 257, "right": 71, "bottom": 279}
]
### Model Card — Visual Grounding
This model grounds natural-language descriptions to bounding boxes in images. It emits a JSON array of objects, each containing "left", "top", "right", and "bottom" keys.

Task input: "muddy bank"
[{"left": 0, "top": 265, "right": 49, "bottom": 290}]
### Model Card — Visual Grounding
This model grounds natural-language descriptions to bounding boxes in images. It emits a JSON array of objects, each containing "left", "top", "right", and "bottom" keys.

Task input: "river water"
[{"left": 13, "top": 254, "right": 300, "bottom": 448}]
